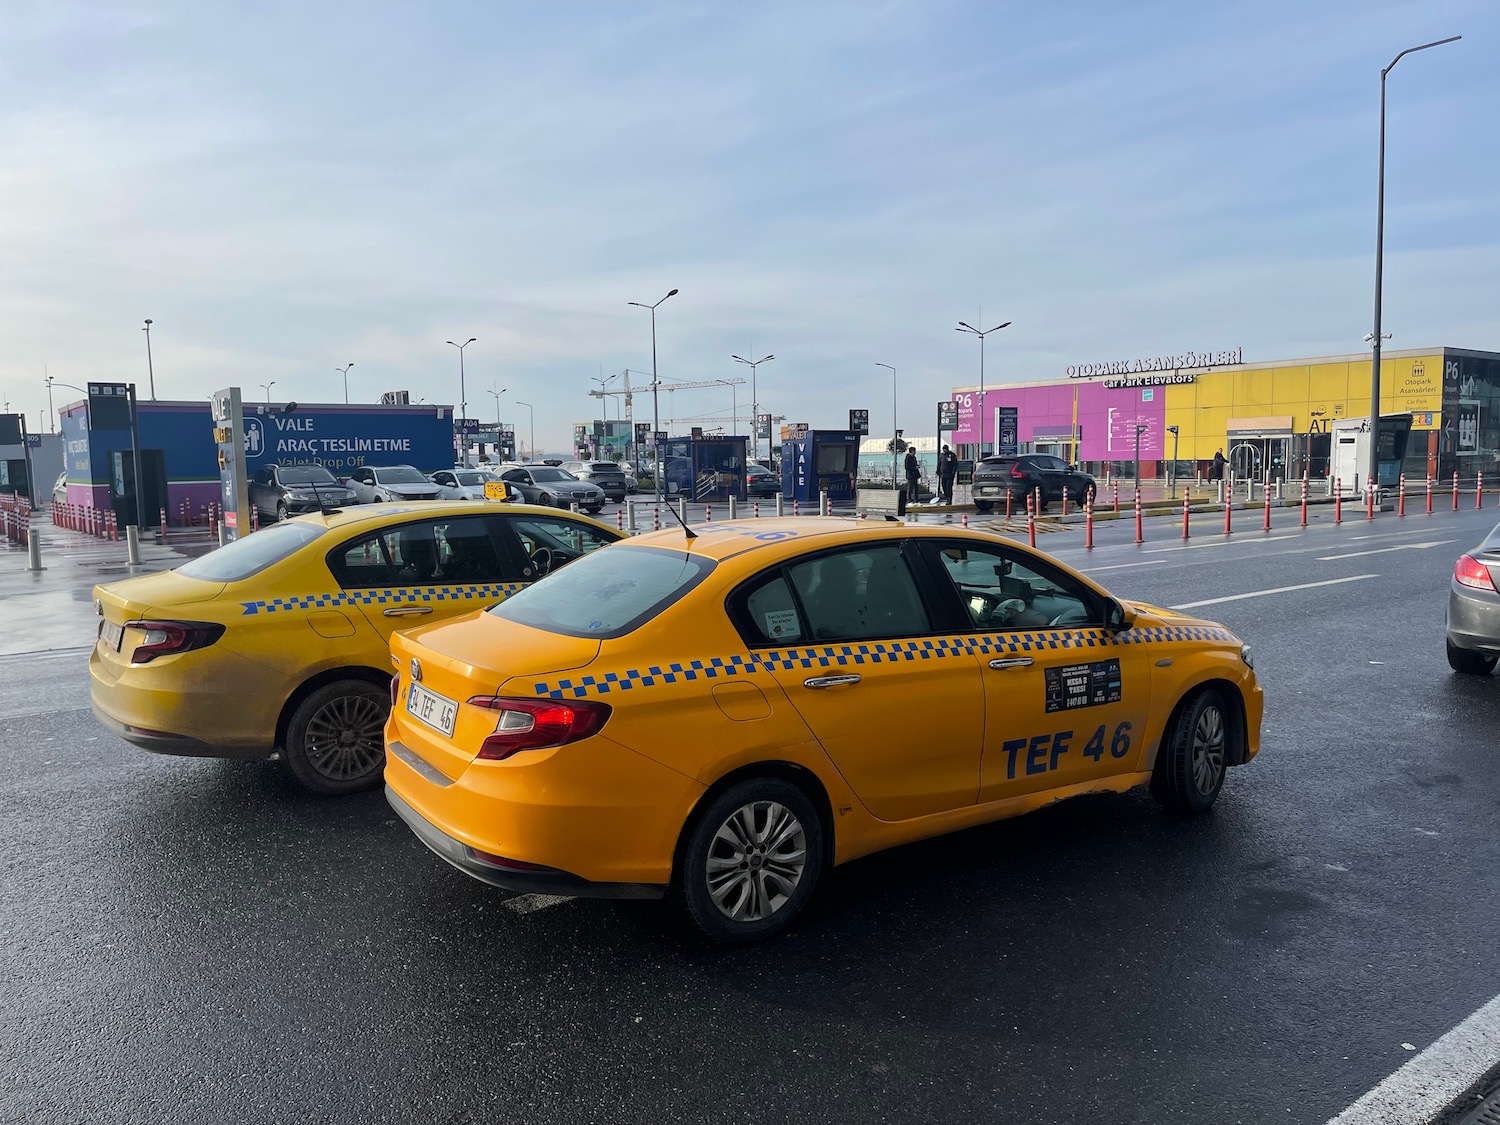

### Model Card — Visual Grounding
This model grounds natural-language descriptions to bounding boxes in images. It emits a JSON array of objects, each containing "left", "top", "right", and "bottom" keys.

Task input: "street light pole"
[
  {"left": 142, "top": 319, "right": 156, "bottom": 400},
  {"left": 516, "top": 400, "right": 535, "bottom": 460},
  {"left": 731, "top": 354, "right": 775, "bottom": 463},
  {"left": 956, "top": 319, "right": 1011, "bottom": 457},
  {"left": 488, "top": 386, "right": 507, "bottom": 427},
  {"left": 335, "top": 363, "right": 354, "bottom": 404},
  {"left": 260, "top": 381, "right": 276, "bottom": 403},
  {"left": 447, "top": 336, "right": 476, "bottom": 463},
  {"left": 593, "top": 372, "right": 620, "bottom": 458},
  {"left": 1134, "top": 423, "right": 1148, "bottom": 489},
  {"left": 629, "top": 289, "right": 679, "bottom": 497},
  {"left": 876, "top": 363, "right": 897, "bottom": 490},
  {"left": 1368, "top": 34, "right": 1460, "bottom": 498},
  {"left": 1167, "top": 425, "right": 1180, "bottom": 498}
]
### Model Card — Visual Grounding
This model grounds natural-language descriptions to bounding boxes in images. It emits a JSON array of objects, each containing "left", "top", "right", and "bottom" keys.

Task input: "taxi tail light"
[
  {"left": 468, "top": 697, "right": 612, "bottom": 760},
  {"left": 1455, "top": 554, "right": 1498, "bottom": 592},
  {"left": 128, "top": 620, "right": 226, "bottom": 664}
]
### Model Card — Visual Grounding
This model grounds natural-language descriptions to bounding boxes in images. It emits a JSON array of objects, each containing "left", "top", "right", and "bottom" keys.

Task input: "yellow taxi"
[
  {"left": 384, "top": 517, "right": 1263, "bottom": 942},
  {"left": 90, "top": 500, "right": 621, "bottom": 794}
]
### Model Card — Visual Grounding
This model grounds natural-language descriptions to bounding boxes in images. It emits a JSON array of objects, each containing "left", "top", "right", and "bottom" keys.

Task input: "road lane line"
[
  {"left": 1082, "top": 560, "right": 1168, "bottom": 572},
  {"left": 1325, "top": 991, "right": 1500, "bottom": 1125},
  {"left": 502, "top": 894, "right": 574, "bottom": 914},
  {"left": 1316, "top": 540, "right": 1456, "bottom": 561},
  {"left": 1146, "top": 535, "right": 1295, "bottom": 554},
  {"left": 1171, "top": 574, "right": 1378, "bottom": 610}
]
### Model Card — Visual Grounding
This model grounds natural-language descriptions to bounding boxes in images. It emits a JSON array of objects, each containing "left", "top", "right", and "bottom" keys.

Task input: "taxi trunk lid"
[
  {"left": 391, "top": 612, "right": 600, "bottom": 782},
  {"left": 93, "top": 572, "right": 229, "bottom": 664}
]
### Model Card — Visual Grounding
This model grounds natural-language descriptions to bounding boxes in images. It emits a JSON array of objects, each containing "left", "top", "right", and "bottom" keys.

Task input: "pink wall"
[{"left": 953, "top": 383, "right": 1167, "bottom": 460}]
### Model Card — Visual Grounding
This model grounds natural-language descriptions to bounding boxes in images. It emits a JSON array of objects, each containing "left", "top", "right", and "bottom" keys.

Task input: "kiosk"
[
  {"left": 660, "top": 435, "right": 749, "bottom": 502},
  {"left": 1330, "top": 413, "right": 1414, "bottom": 494},
  {"left": 782, "top": 430, "right": 861, "bottom": 504}
]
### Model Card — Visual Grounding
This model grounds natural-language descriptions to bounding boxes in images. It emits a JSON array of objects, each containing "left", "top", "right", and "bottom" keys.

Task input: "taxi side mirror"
[{"left": 1105, "top": 599, "right": 1136, "bottom": 632}]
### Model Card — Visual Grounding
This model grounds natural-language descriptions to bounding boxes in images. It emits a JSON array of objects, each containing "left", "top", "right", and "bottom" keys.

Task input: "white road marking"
[
  {"left": 501, "top": 894, "right": 574, "bottom": 914},
  {"left": 1317, "top": 540, "right": 1456, "bottom": 561},
  {"left": 1171, "top": 574, "right": 1378, "bottom": 610},
  {"left": 1082, "top": 560, "right": 1167, "bottom": 572},
  {"left": 1146, "top": 535, "right": 1295, "bottom": 554},
  {"left": 1325, "top": 991, "right": 1500, "bottom": 1125}
]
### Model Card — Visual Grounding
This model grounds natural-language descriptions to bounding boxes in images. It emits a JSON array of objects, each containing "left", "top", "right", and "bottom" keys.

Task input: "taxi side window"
[
  {"left": 328, "top": 517, "right": 513, "bottom": 589},
  {"left": 928, "top": 543, "right": 1099, "bottom": 631},
  {"left": 740, "top": 576, "right": 805, "bottom": 644},
  {"left": 786, "top": 546, "right": 930, "bottom": 642},
  {"left": 503, "top": 516, "right": 613, "bottom": 575}
]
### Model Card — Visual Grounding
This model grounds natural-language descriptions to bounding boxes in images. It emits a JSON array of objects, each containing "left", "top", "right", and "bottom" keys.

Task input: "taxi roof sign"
[{"left": 483, "top": 480, "right": 512, "bottom": 502}]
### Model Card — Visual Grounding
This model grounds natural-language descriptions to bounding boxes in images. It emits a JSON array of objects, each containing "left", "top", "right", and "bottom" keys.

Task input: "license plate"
[
  {"left": 406, "top": 682, "right": 457, "bottom": 738},
  {"left": 100, "top": 621, "right": 124, "bottom": 651},
  {"left": 975, "top": 487, "right": 998, "bottom": 496}
]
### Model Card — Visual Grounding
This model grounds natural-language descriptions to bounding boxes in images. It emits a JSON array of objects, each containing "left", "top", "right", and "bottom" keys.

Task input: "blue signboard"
[{"left": 240, "top": 404, "right": 456, "bottom": 474}]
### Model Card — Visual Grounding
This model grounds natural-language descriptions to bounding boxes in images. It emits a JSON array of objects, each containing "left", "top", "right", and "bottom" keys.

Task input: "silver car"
[
  {"left": 1446, "top": 521, "right": 1500, "bottom": 675},
  {"left": 345, "top": 465, "right": 443, "bottom": 504},
  {"left": 430, "top": 468, "right": 518, "bottom": 502}
]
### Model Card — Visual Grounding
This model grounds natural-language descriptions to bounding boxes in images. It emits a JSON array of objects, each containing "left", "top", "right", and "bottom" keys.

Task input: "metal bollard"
[
  {"left": 1086, "top": 498, "right": 1095, "bottom": 549},
  {"left": 728, "top": 496, "right": 737, "bottom": 520},
  {"left": 126, "top": 524, "right": 141, "bottom": 565},
  {"left": 26, "top": 515, "right": 44, "bottom": 571},
  {"left": 678, "top": 497, "right": 688, "bottom": 523},
  {"left": 775, "top": 494, "right": 784, "bottom": 517},
  {"left": 217, "top": 523, "right": 226, "bottom": 547},
  {"left": 627, "top": 502, "right": 638, "bottom": 532},
  {"left": 820, "top": 489, "right": 830, "bottom": 516}
]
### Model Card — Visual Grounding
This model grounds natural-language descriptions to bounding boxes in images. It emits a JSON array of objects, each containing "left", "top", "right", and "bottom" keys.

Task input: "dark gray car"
[
  {"left": 1446, "top": 521, "right": 1500, "bottom": 675},
  {"left": 497, "top": 464, "right": 606, "bottom": 513},
  {"left": 250, "top": 463, "right": 358, "bottom": 521},
  {"left": 971, "top": 453, "right": 1095, "bottom": 514},
  {"left": 561, "top": 461, "right": 629, "bottom": 502}
]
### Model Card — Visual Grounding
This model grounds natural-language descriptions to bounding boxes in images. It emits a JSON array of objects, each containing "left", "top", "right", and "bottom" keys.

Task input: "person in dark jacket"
[
  {"left": 1211, "top": 448, "right": 1227, "bottom": 481},
  {"left": 938, "top": 444, "right": 958, "bottom": 505},
  {"left": 904, "top": 447, "right": 921, "bottom": 499}
]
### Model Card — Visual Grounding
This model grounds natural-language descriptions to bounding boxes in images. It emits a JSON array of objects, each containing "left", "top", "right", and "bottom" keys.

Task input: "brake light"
[
  {"left": 127, "top": 620, "right": 226, "bottom": 664},
  {"left": 1455, "top": 554, "right": 1497, "bottom": 592},
  {"left": 1010, "top": 464, "right": 1026, "bottom": 478},
  {"left": 467, "top": 696, "right": 612, "bottom": 760}
]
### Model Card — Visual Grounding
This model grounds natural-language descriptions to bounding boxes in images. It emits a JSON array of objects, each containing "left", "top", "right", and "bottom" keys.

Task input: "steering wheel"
[
  {"left": 529, "top": 546, "right": 555, "bottom": 578},
  {"left": 967, "top": 589, "right": 1005, "bottom": 624},
  {"left": 1048, "top": 607, "right": 1091, "bottom": 628}
]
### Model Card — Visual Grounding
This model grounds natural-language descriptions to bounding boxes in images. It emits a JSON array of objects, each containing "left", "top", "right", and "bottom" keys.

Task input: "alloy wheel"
[
  {"left": 705, "top": 800, "right": 808, "bottom": 922},
  {"left": 1190, "top": 704, "right": 1226, "bottom": 795},
  {"left": 302, "top": 693, "right": 386, "bottom": 781}
]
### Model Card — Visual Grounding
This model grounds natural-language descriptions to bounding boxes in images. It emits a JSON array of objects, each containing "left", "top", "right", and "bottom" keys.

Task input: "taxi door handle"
[
  {"left": 988, "top": 657, "right": 1034, "bottom": 670},
  {"left": 804, "top": 674, "right": 862, "bottom": 689},
  {"left": 383, "top": 606, "right": 433, "bottom": 618}
]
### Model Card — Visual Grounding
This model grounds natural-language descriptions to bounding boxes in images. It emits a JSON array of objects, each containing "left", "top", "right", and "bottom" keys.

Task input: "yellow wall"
[{"left": 1163, "top": 354, "right": 1444, "bottom": 460}]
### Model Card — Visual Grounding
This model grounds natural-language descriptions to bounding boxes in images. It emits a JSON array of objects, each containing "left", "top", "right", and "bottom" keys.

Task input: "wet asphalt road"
[{"left": 3, "top": 504, "right": 1499, "bottom": 1124}]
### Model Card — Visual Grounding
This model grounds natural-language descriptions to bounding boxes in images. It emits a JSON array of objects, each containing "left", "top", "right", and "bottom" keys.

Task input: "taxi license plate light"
[
  {"left": 126, "top": 620, "right": 226, "bottom": 664},
  {"left": 1455, "top": 554, "right": 1497, "bottom": 592},
  {"left": 469, "top": 696, "right": 612, "bottom": 760}
]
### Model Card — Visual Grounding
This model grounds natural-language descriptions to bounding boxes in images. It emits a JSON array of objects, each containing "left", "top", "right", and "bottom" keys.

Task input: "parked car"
[
  {"left": 91, "top": 501, "right": 624, "bottom": 795},
  {"left": 1446, "top": 522, "right": 1500, "bottom": 675},
  {"left": 746, "top": 463, "right": 781, "bottom": 498},
  {"left": 971, "top": 454, "right": 1095, "bottom": 514},
  {"left": 51, "top": 472, "right": 68, "bottom": 508},
  {"left": 345, "top": 465, "right": 443, "bottom": 504},
  {"left": 250, "top": 463, "right": 358, "bottom": 522},
  {"left": 495, "top": 464, "right": 606, "bottom": 513},
  {"left": 561, "top": 461, "right": 630, "bottom": 503},
  {"left": 430, "top": 468, "right": 519, "bottom": 502}
]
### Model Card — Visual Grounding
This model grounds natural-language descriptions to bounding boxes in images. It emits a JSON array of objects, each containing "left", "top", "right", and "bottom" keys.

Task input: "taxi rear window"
[
  {"left": 489, "top": 544, "right": 714, "bottom": 639},
  {"left": 176, "top": 522, "right": 327, "bottom": 582}
]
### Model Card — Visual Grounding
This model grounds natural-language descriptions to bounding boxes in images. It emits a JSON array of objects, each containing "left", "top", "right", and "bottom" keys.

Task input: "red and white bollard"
[
  {"left": 1061, "top": 488, "right": 1069, "bottom": 517},
  {"left": 792, "top": 499, "right": 799, "bottom": 517},
  {"left": 1300, "top": 478, "right": 1308, "bottom": 527},
  {"left": 160, "top": 507, "right": 168, "bottom": 539},
  {"left": 1478, "top": 471, "right": 1485, "bottom": 510},
  {"left": 704, "top": 504, "right": 712, "bottom": 522},
  {"left": 1398, "top": 473, "right": 1406, "bottom": 517},
  {"left": 616, "top": 509, "right": 624, "bottom": 531},
  {"left": 1182, "top": 491, "right": 1191, "bottom": 539},
  {"left": 1085, "top": 497, "right": 1094, "bottom": 549},
  {"left": 1005, "top": 490, "right": 1013, "bottom": 520},
  {"left": 1263, "top": 488, "right": 1272, "bottom": 532},
  {"left": 1365, "top": 484, "right": 1374, "bottom": 521},
  {"left": 1027, "top": 496, "right": 1037, "bottom": 548},
  {"left": 961, "top": 513, "right": 969, "bottom": 529},
  {"left": 653, "top": 508, "right": 661, "bottom": 531},
  {"left": 1134, "top": 487, "right": 1143, "bottom": 544},
  {"left": 1334, "top": 478, "right": 1342, "bottom": 524},
  {"left": 753, "top": 502, "right": 760, "bottom": 518},
  {"left": 1426, "top": 476, "right": 1433, "bottom": 514},
  {"left": 1224, "top": 491, "right": 1233, "bottom": 535},
  {"left": 251, "top": 506, "right": 260, "bottom": 533},
  {"left": 1453, "top": 472, "right": 1460, "bottom": 511},
  {"left": 1112, "top": 479, "right": 1120, "bottom": 515}
]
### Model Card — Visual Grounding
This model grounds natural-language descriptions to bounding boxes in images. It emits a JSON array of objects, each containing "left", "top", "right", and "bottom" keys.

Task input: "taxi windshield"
[
  {"left": 176, "top": 522, "right": 327, "bottom": 582},
  {"left": 489, "top": 545, "right": 714, "bottom": 639}
]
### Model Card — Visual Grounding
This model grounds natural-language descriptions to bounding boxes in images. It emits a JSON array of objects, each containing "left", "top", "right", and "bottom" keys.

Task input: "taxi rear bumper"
[{"left": 385, "top": 786, "right": 666, "bottom": 900}]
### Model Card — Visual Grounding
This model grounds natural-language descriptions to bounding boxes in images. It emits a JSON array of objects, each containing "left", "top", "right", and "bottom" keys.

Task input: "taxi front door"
[
  {"left": 753, "top": 543, "right": 984, "bottom": 822},
  {"left": 919, "top": 540, "right": 1152, "bottom": 802}
]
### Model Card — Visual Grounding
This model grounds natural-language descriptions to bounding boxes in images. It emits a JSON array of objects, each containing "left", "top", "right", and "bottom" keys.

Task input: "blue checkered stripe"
[
  {"left": 530, "top": 624, "right": 1237, "bottom": 699},
  {"left": 240, "top": 583, "right": 527, "bottom": 616}
]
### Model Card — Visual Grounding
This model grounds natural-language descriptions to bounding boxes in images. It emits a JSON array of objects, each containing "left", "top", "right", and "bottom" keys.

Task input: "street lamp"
[
  {"left": 876, "top": 363, "right": 898, "bottom": 491},
  {"left": 515, "top": 400, "right": 535, "bottom": 461},
  {"left": 1368, "top": 34, "right": 1460, "bottom": 498},
  {"left": 488, "top": 386, "right": 507, "bottom": 426},
  {"left": 335, "top": 362, "right": 354, "bottom": 404},
  {"left": 447, "top": 337, "right": 476, "bottom": 458},
  {"left": 44, "top": 376, "right": 87, "bottom": 433},
  {"left": 731, "top": 353, "right": 774, "bottom": 463},
  {"left": 1134, "top": 423, "right": 1149, "bottom": 490},
  {"left": 260, "top": 381, "right": 276, "bottom": 403},
  {"left": 711, "top": 379, "right": 739, "bottom": 440},
  {"left": 629, "top": 289, "right": 678, "bottom": 497},
  {"left": 143, "top": 319, "right": 156, "bottom": 400},
  {"left": 1166, "top": 424, "right": 1180, "bottom": 498},
  {"left": 593, "top": 371, "right": 620, "bottom": 458},
  {"left": 955, "top": 319, "right": 1011, "bottom": 457}
]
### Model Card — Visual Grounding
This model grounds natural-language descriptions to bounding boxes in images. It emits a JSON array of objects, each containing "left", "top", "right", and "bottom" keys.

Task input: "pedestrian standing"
[
  {"left": 1211, "top": 448, "right": 1227, "bottom": 482},
  {"left": 904, "top": 446, "right": 921, "bottom": 501},
  {"left": 938, "top": 443, "right": 958, "bottom": 505}
]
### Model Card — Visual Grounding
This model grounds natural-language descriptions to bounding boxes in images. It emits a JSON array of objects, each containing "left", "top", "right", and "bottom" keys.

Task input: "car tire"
[
  {"left": 1150, "top": 687, "right": 1231, "bottom": 815},
  {"left": 677, "top": 777, "right": 825, "bottom": 944},
  {"left": 586, "top": 506, "right": 603, "bottom": 515},
  {"left": 1446, "top": 640, "right": 1497, "bottom": 676},
  {"left": 283, "top": 679, "right": 390, "bottom": 796},
  {"left": 539, "top": 492, "right": 555, "bottom": 507},
  {"left": 275, "top": 501, "right": 289, "bottom": 522},
  {"left": 974, "top": 501, "right": 993, "bottom": 514}
]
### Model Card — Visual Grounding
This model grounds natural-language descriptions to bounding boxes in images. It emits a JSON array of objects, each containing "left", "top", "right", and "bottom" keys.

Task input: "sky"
[{"left": 1, "top": 0, "right": 1496, "bottom": 452}]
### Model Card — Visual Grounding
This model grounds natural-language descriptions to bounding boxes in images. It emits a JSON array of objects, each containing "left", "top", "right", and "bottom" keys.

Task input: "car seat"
[{"left": 398, "top": 528, "right": 438, "bottom": 581}]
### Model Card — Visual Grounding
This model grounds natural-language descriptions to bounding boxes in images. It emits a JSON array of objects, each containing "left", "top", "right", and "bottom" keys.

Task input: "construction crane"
[{"left": 589, "top": 374, "right": 746, "bottom": 432}]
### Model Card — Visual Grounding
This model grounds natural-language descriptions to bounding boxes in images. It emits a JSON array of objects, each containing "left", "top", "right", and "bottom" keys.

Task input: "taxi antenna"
[{"left": 660, "top": 498, "right": 697, "bottom": 539}]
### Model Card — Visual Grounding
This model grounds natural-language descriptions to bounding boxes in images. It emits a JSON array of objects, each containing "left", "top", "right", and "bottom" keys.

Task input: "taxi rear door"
[
  {"left": 915, "top": 539, "right": 1152, "bottom": 802},
  {"left": 737, "top": 541, "right": 985, "bottom": 822}
]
